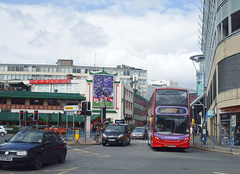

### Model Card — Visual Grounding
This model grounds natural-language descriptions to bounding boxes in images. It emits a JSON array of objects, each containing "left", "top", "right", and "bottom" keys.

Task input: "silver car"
[
  {"left": 132, "top": 127, "right": 147, "bottom": 139},
  {"left": 0, "top": 126, "right": 7, "bottom": 137}
]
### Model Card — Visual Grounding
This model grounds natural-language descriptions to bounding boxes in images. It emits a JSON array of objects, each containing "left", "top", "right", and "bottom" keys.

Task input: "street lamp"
[{"left": 190, "top": 54, "right": 206, "bottom": 125}]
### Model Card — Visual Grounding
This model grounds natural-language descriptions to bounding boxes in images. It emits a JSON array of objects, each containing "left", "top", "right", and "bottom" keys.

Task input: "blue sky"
[{"left": 0, "top": 0, "right": 202, "bottom": 89}]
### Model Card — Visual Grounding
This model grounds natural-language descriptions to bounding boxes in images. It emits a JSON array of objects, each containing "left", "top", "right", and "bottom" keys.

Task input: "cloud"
[{"left": 0, "top": 0, "right": 201, "bottom": 89}]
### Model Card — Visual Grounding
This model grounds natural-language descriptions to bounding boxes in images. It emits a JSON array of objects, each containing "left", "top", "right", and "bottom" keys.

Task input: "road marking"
[
  {"left": 213, "top": 172, "right": 227, "bottom": 174},
  {"left": 70, "top": 148, "right": 111, "bottom": 158}
]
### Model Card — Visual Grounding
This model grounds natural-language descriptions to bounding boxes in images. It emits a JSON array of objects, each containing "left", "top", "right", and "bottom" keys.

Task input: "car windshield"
[
  {"left": 9, "top": 131, "right": 43, "bottom": 143},
  {"left": 133, "top": 128, "right": 144, "bottom": 132},
  {"left": 105, "top": 125, "right": 125, "bottom": 133}
]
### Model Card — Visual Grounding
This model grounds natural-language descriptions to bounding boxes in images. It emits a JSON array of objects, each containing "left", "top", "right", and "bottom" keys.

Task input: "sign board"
[
  {"left": 231, "top": 115, "right": 236, "bottom": 127},
  {"left": 63, "top": 105, "right": 79, "bottom": 112},
  {"left": 93, "top": 75, "right": 114, "bottom": 107},
  {"left": 115, "top": 120, "right": 124, "bottom": 124},
  {"left": 29, "top": 79, "right": 71, "bottom": 84},
  {"left": 206, "top": 110, "right": 214, "bottom": 117},
  {"left": 66, "top": 111, "right": 74, "bottom": 116}
]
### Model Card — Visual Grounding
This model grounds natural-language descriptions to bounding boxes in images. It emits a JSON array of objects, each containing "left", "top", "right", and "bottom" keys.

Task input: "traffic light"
[
  {"left": 101, "top": 106, "right": 106, "bottom": 119},
  {"left": 87, "top": 102, "right": 91, "bottom": 111},
  {"left": 25, "top": 111, "right": 28, "bottom": 117},
  {"left": 19, "top": 110, "right": 24, "bottom": 120},
  {"left": 34, "top": 110, "right": 39, "bottom": 121},
  {"left": 58, "top": 112, "right": 62, "bottom": 122},
  {"left": 81, "top": 101, "right": 87, "bottom": 115},
  {"left": 81, "top": 101, "right": 92, "bottom": 115}
]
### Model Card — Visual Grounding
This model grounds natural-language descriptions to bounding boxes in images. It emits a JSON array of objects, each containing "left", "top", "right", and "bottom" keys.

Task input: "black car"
[
  {"left": 0, "top": 130, "right": 67, "bottom": 170},
  {"left": 102, "top": 124, "right": 131, "bottom": 146},
  {"left": 21, "top": 125, "right": 48, "bottom": 130}
]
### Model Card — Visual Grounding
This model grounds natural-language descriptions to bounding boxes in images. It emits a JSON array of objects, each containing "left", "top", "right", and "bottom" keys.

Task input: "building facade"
[
  {"left": 133, "top": 92, "right": 147, "bottom": 127},
  {"left": 0, "top": 66, "right": 148, "bottom": 133},
  {"left": 0, "top": 59, "right": 147, "bottom": 97},
  {"left": 201, "top": 0, "right": 240, "bottom": 146}
]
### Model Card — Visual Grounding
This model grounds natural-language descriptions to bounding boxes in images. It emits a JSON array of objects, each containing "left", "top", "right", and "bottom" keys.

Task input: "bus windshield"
[{"left": 154, "top": 115, "right": 189, "bottom": 135}]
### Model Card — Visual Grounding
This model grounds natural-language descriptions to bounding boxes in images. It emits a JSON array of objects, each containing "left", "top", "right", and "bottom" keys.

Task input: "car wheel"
[
  {"left": 32, "top": 154, "right": 43, "bottom": 170},
  {"left": 58, "top": 150, "right": 66, "bottom": 163},
  {"left": 102, "top": 143, "right": 106, "bottom": 146},
  {"left": 0, "top": 132, "right": 5, "bottom": 137}
]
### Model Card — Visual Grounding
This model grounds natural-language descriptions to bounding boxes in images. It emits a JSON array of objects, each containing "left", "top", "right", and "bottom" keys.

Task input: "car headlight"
[
  {"left": 16, "top": 151, "right": 27, "bottom": 156},
  {"left": 118, "top": 134, "right": 124, "bottom": 138}
]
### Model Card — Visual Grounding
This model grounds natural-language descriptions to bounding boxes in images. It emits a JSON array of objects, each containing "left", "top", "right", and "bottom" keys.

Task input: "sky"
[{"left": 0, "top": 0, "right": 202, "bottom": 89}]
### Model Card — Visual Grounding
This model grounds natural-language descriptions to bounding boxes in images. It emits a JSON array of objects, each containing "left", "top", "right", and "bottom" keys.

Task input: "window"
[
  {"left": 30, "top": 99, "right": 44, "bottom": 105},
  {"left": 67, "top": 84, "right": 79, "bottom": 92},
  {"left": 48, "top": 99, "right": 61, "bottom": 106},
  {"left": 39, "top": 84, "right": 50, "bottom": 92},
  {"left": 0, "top": 98, "right": 7, "bottom": 104},
  {"left": 11, "top": 98, "right": 25, "bottom": 105},
  {"left": 217, "top": 24, "right": 221, "bottom": 42},
  {"left": 65, "top": 100, "right": 79, "bottom": 105},
  {"left": 24, "top": 66, "right": 28, "bottom": 72},
  {"left": 222, "top": 17, "right": 228, "bottom": 38},
  {"left": 53, "top": 84, "right": 65, "bottom": 92},
  {"left": 231, "top": 10, "right": 240, "bottom": 33},
  {"left": 218, "top": 54, "right": 240, "bottom": 93}
]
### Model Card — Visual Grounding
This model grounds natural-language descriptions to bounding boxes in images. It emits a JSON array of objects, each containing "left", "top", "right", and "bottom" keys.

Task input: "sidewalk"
[
  {"left": 66, "top": 137, "right": 102, "bottom": 145},
  {"left": 190, "top": 134, "right": 240, "bottom": 156}
]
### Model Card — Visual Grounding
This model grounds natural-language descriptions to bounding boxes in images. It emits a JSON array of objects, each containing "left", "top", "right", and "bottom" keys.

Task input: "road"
[{"left": 0, "top": 137, "right": 240, "bottom": 174}]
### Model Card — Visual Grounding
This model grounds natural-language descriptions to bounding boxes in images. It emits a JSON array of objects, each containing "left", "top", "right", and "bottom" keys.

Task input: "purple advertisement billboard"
[{"left": 93, "top": 75, "right": 114, "bottom": 107}]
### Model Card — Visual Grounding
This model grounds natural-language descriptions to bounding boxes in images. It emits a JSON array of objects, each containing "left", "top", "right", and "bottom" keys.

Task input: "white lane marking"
[{"left": 213, "top": 172, "right": 227, "bottom": 174}]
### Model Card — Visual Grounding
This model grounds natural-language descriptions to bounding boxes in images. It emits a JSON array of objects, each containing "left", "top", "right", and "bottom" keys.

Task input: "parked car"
[
  {"left": 0, "top": 130, "right": 67, "bottom": 170},
  {"left": 0, "top": 126, "right": 7, "bottom": 137},
  {"left": 131, "top": 127, "right": 148, "bottom": 139},
  {"left": 102, "top": 123, "right": 131, "bottom": 146},
  {"left": 21, "top": 125, "right": 48, "bottom": 130}
]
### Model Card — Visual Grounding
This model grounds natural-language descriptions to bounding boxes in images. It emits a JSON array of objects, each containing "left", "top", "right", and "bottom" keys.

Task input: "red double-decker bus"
[{"left": 147, "top": 88, "right": 191, "bottom": 150}]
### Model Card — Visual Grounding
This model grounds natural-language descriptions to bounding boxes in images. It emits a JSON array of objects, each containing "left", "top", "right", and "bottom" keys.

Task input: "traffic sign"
[
  {"left": 75, "top": 130, "right": 80, "bottom": 142},
  {"left": 63, "top": 105, "right": 79, "bottom": 111},
  {"left": 77, "top": 110, "right": 81, "bottom": 116},
  {"left": 66, "top": 111, "right": 74, "bottom": 116}
]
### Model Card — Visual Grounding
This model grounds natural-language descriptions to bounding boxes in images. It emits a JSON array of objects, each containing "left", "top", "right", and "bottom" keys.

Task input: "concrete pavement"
[{"left": 190, "top": 134, "right": 240, "bottom": 156}]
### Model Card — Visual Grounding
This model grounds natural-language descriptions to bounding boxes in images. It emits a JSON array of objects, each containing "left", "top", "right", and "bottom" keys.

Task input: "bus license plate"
[
  {"left": 0, "top": 157, "right": 12, "bottom": 161},
  {"left": 167, "top": 145, "right": 176, "bottom": 147}
]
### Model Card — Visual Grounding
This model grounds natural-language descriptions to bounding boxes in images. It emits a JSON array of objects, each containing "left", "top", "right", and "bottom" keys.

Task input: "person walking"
[
  {"left": 201, "top": 126, "right": 207, "bottom": 145},
  {"left": 92, "top": 123, "right": 98, "bottom": 143}
]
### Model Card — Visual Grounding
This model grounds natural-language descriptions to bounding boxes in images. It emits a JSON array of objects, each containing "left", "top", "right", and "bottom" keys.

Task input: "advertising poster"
[{"left": 93, "top": 75, "right": 114, "bottom": 107}]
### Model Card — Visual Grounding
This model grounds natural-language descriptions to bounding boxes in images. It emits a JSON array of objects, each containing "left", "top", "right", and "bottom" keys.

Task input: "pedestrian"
[
  {"left": 92, "top": 123, "right": 98, "bottom": 143},
  {"left": 201, "top": 126, "right": 207, "bottom": 145}
]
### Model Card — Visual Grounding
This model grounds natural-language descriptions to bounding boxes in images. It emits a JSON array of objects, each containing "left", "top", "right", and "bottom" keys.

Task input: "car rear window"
[{"left": 105, "top": 125, "right": 125, "bottom": 133}]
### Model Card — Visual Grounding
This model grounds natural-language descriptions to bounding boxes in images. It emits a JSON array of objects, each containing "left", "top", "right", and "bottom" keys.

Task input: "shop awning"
[{"left": 190, "top": 93, "right": 205, "bottom": 107}]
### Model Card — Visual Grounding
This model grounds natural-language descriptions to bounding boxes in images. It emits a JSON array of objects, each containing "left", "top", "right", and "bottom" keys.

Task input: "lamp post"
[{"left": 190, "top": 54, "right": 205, "bottom": 123}]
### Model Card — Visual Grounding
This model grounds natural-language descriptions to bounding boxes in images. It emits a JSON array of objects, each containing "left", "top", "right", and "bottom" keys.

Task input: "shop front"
[{"left": 220, "top": 106, "right": 240, "bottom": 146}]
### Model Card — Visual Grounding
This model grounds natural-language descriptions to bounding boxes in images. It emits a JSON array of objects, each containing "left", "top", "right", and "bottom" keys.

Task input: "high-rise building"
[{"left": 201, "top": 0, "right": 240, "bottom": 146}]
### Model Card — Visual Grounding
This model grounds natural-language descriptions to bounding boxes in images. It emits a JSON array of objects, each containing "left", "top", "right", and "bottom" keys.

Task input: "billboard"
[{"left": 93, "top": 75, "right": 114, "bottom": 107}]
